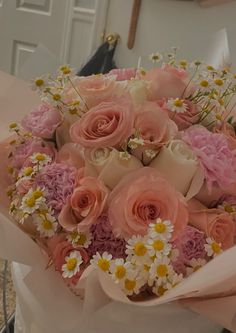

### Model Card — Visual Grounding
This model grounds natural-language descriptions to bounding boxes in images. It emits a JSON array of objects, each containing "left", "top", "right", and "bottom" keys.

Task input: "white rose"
[{"left": 150, "top": 140, "right": 204, "bottom": 199}]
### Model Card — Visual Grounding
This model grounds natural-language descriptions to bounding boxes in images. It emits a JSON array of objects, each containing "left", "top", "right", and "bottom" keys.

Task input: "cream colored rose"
[
  {"left": 84, "top": 147, "right": 142, "bottom": 190},
  {"left": 150, "top": 140, "right": 204, "bottom": 199}
]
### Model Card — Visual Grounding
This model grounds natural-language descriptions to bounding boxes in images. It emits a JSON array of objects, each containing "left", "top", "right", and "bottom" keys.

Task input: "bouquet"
[{"left": 2, "top": 50, "right": 236, "bottom": 331}]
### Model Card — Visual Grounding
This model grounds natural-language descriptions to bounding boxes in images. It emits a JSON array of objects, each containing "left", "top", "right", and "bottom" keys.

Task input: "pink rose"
[
  {"left": 21, "top": 103, "right": 62, "bottom": 139},
  {"left": 65, "top": 75, "right": 122, "bottom": 109},
  {"left": 16, "top": 179, "right": 34, "bottom": 195},
  {"left": 108, "top": 68, "right": 137, "bottom": 81},
  {"left": 70, "top": 98, "right": 134, "bottom": 149},
  {"left": 215, "top": 123, "right": 236, "bottom": 151},
  {"left": 58, "top": 176, "right": 109, "bottom": 232},
  {"left": 108, "top": 167, "right": 188, "bottom": 240},
  {"left": 57, "top": 143, "right": 84, "bottom": 168},
  {"left": 49, "top": 236, "right": 89, "bottom": 284},
  {"left": 132, "top": 102, "right": 177, "bottom": 164},
  {"left": 143, "top": 65, "right": 192, "bottom": 100},
  {"left": 188, "top": 199, "right": 235, "bottom": 250}
]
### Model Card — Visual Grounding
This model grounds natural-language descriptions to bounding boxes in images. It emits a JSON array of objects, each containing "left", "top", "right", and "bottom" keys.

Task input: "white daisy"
[
  {"left": 126, "top": 235, "right": 150, "bottom": 264},
  {"left": 149, "top": 256, "right": 173, "bottom": 286},
  {"left": 119, "top": 151, "right": 131, "bottom": 161},
  {"left": 128, "top": 137, "right": 144, "bottom": 150},
  {"left": 30, "top": 76, "right": 47, "bottom": 92},
  {"left": 166, "top": 271, "right": 183, "bottom": 290},
  {"left": 62, "top": 251, "right": 83, "bottom": 279},
  {"left": 148, "top": 218, "right": 174, "bottom": 240},
  {"left": 34, "top": 212, "right": 58, "bottom": 238},
  {"left": 147, "top": 238, "right": 171, "bottom": 257},
  {"left": 18, "top": 166, "right": 36, "bottom": 179},
  {"left": 9, "top": 122, "right": 19, "bottom": 133},
  {"left": 67, "top": 230, "right": 92, "bottom": 249},
  {"left": 90, "top": 252, "right": 112, "bottom": 272},
  {"left": 145, "top": 149, "right": 158, "bottom": 159},
  {"left": 166, "top": 98, "right": 188, "bottom": 114},
  {"left": 152, "top": 282, "right": 168, "bottom": 296},
  {"left": 120, "top": 270, "right": 145, "bottom": 296},
  {"left": 30, "top": 153, "right": 52, "bottom": 166},
  {"left": 110, "top": 258, "right": 133, "bottom": 283},
  {"left": 204, "top": 237, "right": 222, "bottom": 258},
  {"left": 186, "top": 258, "right": 207, "bottom": 276},
  {"left": 149, "top": 52, "right": 163, "bottom": 63},
  {"left": 20, "top": 188, "right": 46, "bottom": 214}
]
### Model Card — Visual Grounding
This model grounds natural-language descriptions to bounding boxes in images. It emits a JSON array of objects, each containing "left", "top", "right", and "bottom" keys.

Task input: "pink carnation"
[
  {"left": 11, "top": 138, "right": 56, "bottom": 170},
  {"left": 88, "top": 215, "right": 126, "bottom": 259},
  {"left": 108, "top": 68, "right": 137, "bottom": 81},
  {"left": 183, "top": 125, "right": 236, "bottom": 191},
  {"left": 172, "top": 226, "right": 206, "bottom": 265},
  {"left": 21, "top": 103, "right": 62, "bottom": 139},
  {"left": 35, "top": 163, "right": 77, "bottom": 216}
]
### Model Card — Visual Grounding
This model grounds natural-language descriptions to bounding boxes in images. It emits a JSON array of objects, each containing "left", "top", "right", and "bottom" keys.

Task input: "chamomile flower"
[
  {"left": 31, "top": 76, "right": 47, "bottom": 92},
  {"left": 148, "top": 218, "right": 174, "bottom": 240},
  {"left": 205, "top": 238, "right": 222, "bottom": 258},
  {"left": 152, "top": 282, "right": 168, "bottom": 296},
  {"left": 120, "top": 270, "right": 145, "bottom": 296},
  {"left": 34, "top": 212, "right": 58, "bottom": 237},
  {"left": 9, "top": 122, "right": 19, "bottom": 133},
  {"left": 30, "top": 153, "right": 52, "bottom": 166},
  {"left": 218, "top": 202, "right": 235, "bottom": 214},
  {"left": 145, "top": 149, "right": 158, "bottom": 159},
  {"left": 59, "top": 65, "right": 74, "bottom": 77},
  {"left": 128, "top": 137, "right": 144, "bottom": 150},
  {"left": 110, "top": 258, "right": 132, "bottom": 283},
  {"left": 147, "top": 238, "right": 171, "bottom": 257},
  {"left": 166, "top": 98, "right": 188, "bottom": 114},
  {"left": 20, "top": 188, "right": 45, "bottom": 214},
  {"left": 67, "top": 230, "right": 92, "bottom": 248},
  {"left": 126, "top": 235, "right": 150, "bottom": 264},
  {"left": 91, "top": 252, "right": 112, "bottom": 272},
  {"left": 149, "top": 52, "right": 163, "bottom": 63},
  {"left": 149, "top": 256, "right": 172, "bottom": 285},
  {"left": 119, "top": 151, "right": 131, "bottom": 161},
  {"left": 62, "top": 251, "right": 83, "bottom": 279},
  {"left": 186, "top": 258, "right": 207, "bottom": 276},
  {"left": 165, "top": 271, "right": 183, "bottom": 289},
  {"left": 198, "top": 77, "right": 211, "bottom": 92}
]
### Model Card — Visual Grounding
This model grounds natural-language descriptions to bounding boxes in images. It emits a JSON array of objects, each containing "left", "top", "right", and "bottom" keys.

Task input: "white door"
[{"left": 0, "top": 0, "right": 109, "bottom": 78}]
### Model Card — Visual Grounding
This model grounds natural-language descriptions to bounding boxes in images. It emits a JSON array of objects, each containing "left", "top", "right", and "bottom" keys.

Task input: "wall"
[{"left": 105, "top": 0, "right": 236, "bottom": 68}]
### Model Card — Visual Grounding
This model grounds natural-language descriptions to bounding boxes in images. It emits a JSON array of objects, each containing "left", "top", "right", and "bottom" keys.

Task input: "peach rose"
[
  {"left": 58, "top": 176, "right": 109, "bottom": 232},
  {"left": 108, "top": 167, "right": 188, "bottom": 240},
  {"left": 131, "top": 102, "right": 177, "bottom": 164},
  {"left": 143, "top": 65, "right": 192, "bottom": 100},
  {"left": 70, "top": 98, "right": 134, "bottom": 149},
  {"left": 57, "top": 143, "right": 85, "bottom": 169},
  {"left": 84, "top": 147, "right": 142, "bottom": 189},
  {"left": 188, "top": 199, "right": 235, "bottom": 249},
  {"left": 65, "top": 75, "right": 122, "bottom": 109}
]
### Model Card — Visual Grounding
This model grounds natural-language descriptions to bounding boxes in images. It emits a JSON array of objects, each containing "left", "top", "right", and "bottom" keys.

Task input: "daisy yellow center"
[
  {"left": 156, "top": 264, "right": 168, "bottom": 277},
  {"left": 69, "top": 108, "right": 78, "bottom": 115},
  {"left": 215, "top": 113, "right": 222, "bottom": 121},
  {"left": 24, "top": 167, "right": 33, "bottom": 176},
  {"left": 214, "top": 79, "right": 223, "bottom": 86},
  {"left": 35, "top": 79, "right": 44, "bottom": 87},
  {"left": 9, "top": 122, "right": 18, "bottom": 129},
  {"left": 193, "top": 265, "right": 201, "bottom": 272},
  {"left": 124, "top": 279, "right": 136, "bottom": 291},
  {"left": 200, "top": 80, "right": 209, "bottom": 87},
  {"left": 144, "top": 264, "right": 150, "bottom": 272},
  {"left": 53, "top": 93, "right": 61, "bottom": 101},
  {"left": 98, "top": 259, "right": 110, "bottom": 272},
  {"left": 224, "top": 204, "right": 234, "bottom": 213},
  {"left": 115, "top": 265, "right": 126, "bottom": 279},
  {"left": 180, "top": 60, "right": 187, "bottom": 67},
  {"left": 174, "top": 99, "right": 183, "bottom": 107},
  {"left": 207, "top": 65, "right": 214, "bottom": 71},
  {"left": 70, "top": 231, "right": 79, "bottom": 241},
  {"left": 60, "top": 66, "right": 71, "bottom": 75},
  {"left": 33, "top": 190, "right": 43, "bottom": 199},
  {"left": 154, "top": 223, "right": 166, "bottom": 234},
  {"left": 35, "top": 154, "right": 46, "bottom": 161},
  {"left": 42, "top": 219, "right": 53, "bottom": 230},
  {"left": 134, "top": 242, "right": 147, "bottom": 256},
  {"left": 157, "top": 285, "right": 167, "bottom": 296},
  {"left": 153, "top": 240, "right": 165, "bottom": 251},
  {"left": 76, "top": 233, "right": 87, "bottom": 246},
  {"left": 218, "top": 98, "right": 224, "bottom": 106},
  {"left": 211, "top": 242, "right": 221, "bottom": 254},
  {"left": 152, "top": 55, "right": 160, "bottom": 60},
  {"left": 26, "top": 196, "right": 36, "bottom": 207},
  {"left": 66, "top": 258, "right": 77, "bottom": 271}
]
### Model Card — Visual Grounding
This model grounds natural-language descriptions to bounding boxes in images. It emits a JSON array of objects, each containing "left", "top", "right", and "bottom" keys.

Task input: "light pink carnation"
[
  {"left": 35, "top": 163, "right": 77, "bottom": 216},
  {"left": 183, "top": 125, "right": 236, "bottom": 192},
  {"left": 21, "top": 104, "right": 62, "bottom": 139},
  {"left": 108, "top": 68, "right": 137, "bottom": 81}
]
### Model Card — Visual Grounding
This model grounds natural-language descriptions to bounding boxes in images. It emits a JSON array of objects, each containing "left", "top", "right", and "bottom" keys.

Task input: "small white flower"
[
  {"left": 145, "top": 149, "right": 158, "bottom": 159},
  {"left": 204, "top": 237, "right": 222, "bottom": 258},
  {"left": 148, "top": 218, "right": 174, "bottom": 240},
  {"left": 147, "top": 238, "right": 171, "bottom": 257},
  {"left": 34, "top": 212, "right": 58, "bottom": 237},
  {"left": 166, "top": 271, "right": 183, "bottom": 289},
  {"left": 30, "top": 76, "right": 47, "bottom": 92},
  {"left": 67, "top": 230, "right": 92, "bottom": 248},
  {"left": 186, "top": 258, "right": 207, "bottom": 276},
  {"left": 110, "top": 259, "right": 133, "bottom": 283},
  {"left": 119, "top": 151, "right": 131, "bottom": 161},
  {"left": 149, "top": 52, "right": 163, "bottom": 63},
  {"left": 9, "top": 122, "right": 20, "bottom": 133},
  {"left": 128, "top": 137, "right": 144, "bottom": 150},
  {"left": 90, "top": 252, "right": 112, "bottom": 272},
  {"left": 152, "top": 282, "right": 168, "bottom": 296},
  {"left": 20, "top": 188, "right": 46, "bottom": 214},
  {"left": 120, "top": 270, "right": 145, "bottom": 296},
  {"left": 166, "top": 98, "right": 188, "bottom": 114},
  {"left": 62, "top": 251, "right": 83, "bottom": 279},
  {"left": 149, "top": 256, "right": 172, "bottom": 285},
  {"left": 126, "top": 235, "right": 150, "bottom": 264},
  {"left": 18, "top": 166, "right": 36, "bottom": 180},
  {"left": 30, "top": 153, "right": 52, "bottom": 166}
]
